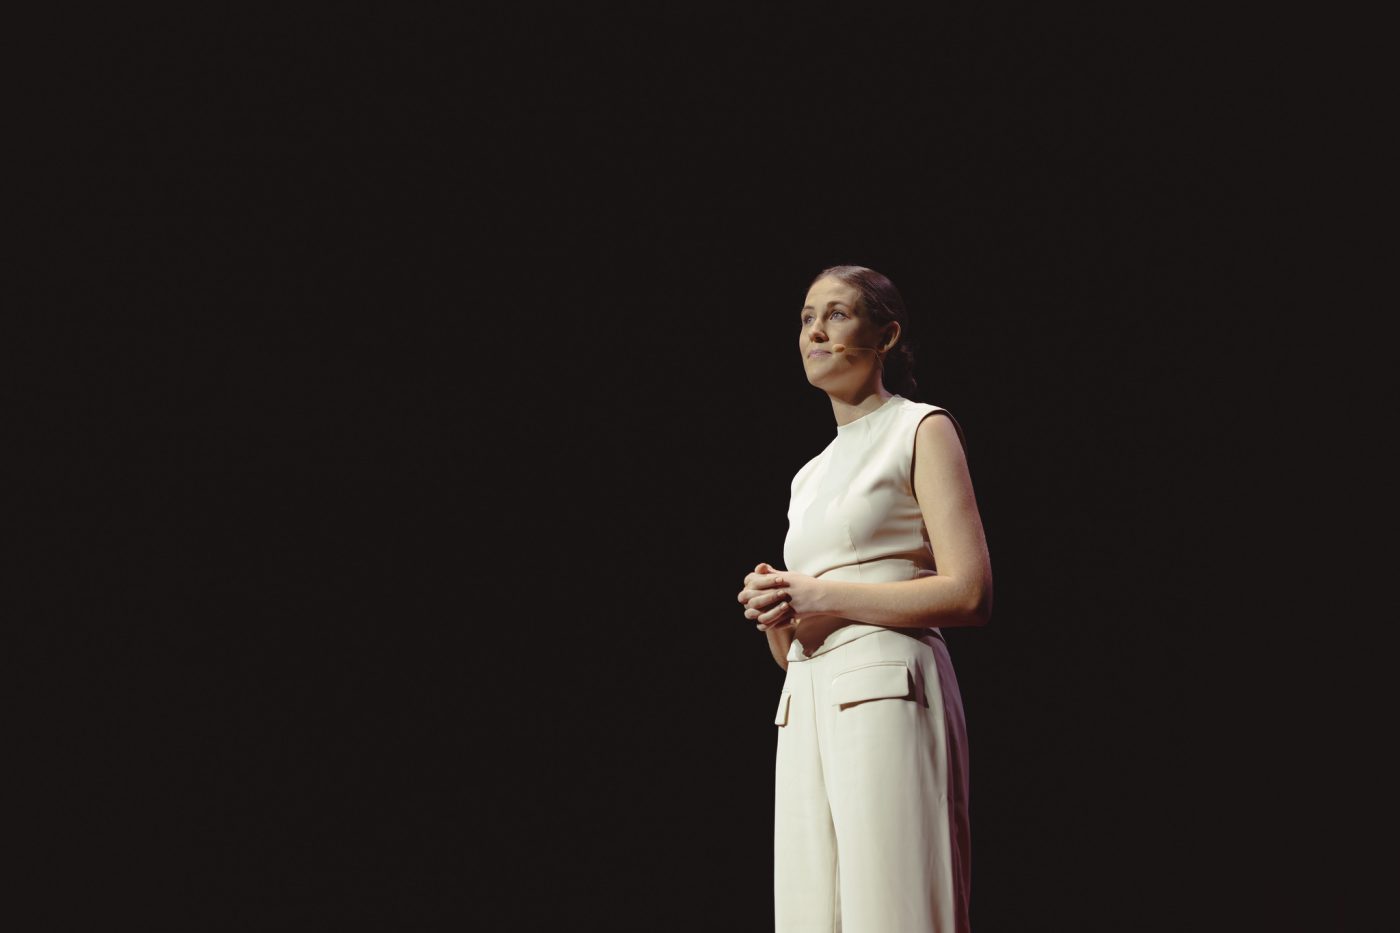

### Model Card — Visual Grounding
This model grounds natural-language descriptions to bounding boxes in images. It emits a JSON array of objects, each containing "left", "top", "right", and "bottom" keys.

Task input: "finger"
[
  {"left": 746, "top": 580, "right": 777, "bottom": 597},
  {"left": 760, "top": 600, "right": 793, "bottom": 625},
  {"left": 761, "top": 607, "right": 790, "bottom": 626},
  {"left": 740, "top": 582, "right": 780, "bottom": 604},
  {"left": 758, "top": 613, "right": 794, "bottom": 632},
  {"left": 745, "top": 592, "right": 787, "bottom": 618}
]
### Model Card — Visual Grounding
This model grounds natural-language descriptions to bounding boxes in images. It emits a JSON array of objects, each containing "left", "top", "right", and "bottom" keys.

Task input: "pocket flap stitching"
[{"left": 831, "top": 661, "right": 912, "bottom": 707}]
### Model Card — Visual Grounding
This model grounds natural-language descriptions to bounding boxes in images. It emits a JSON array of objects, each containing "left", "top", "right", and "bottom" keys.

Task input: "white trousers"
[{"left": 773, "top": 628, "right": 971, "bottom": 933}]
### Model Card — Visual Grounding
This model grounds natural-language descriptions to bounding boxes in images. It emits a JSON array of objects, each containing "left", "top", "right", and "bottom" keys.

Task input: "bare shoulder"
[
  {"left": 914, "top": 410, "right": 968, "bottom": 467},
  {"left": 911, "top": 410, "right": 974, "bottom": 500},
  {"left": 911, "top": 407, "right": 993, "bottom": 621}
]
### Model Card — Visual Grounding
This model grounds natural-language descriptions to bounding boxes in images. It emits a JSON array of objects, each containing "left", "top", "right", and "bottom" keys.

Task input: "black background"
[{"left": 32, "top": 5, "right": 1325, "bottom": 931}]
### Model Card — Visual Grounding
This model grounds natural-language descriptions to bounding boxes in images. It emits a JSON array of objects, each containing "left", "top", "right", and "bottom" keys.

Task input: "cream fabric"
[
  {"left": 782, "top": 394, "right": 967, "bottom": 661},
  {"left": 775, "top": 394, "right": 973, "bottom": 931},
  {"left": 774, "top": 629, "right": 971, "bottom": 932}
]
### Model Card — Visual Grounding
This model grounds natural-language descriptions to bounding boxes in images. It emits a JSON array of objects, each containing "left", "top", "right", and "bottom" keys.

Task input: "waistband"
[{"left": 786, "top": 623, "right": 943, "bottom": 663}]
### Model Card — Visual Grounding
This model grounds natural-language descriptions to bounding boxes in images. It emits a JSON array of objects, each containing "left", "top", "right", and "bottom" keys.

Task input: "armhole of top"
[{"left": 909, "top": 408, "right": 970, "bottom": 499}]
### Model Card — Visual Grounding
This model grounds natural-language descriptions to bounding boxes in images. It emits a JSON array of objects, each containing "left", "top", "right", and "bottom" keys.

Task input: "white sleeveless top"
[{"left": 782, "top": 394, "right": 968, "bottom": 660}]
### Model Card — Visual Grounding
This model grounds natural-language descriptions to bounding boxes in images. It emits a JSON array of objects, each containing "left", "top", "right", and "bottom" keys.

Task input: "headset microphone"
[{"left": 831, "top": 344, "right": 881, "bottom": 354}]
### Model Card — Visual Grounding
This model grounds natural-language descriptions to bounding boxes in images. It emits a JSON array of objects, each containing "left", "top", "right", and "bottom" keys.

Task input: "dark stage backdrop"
[{"left": 39, "top": 5, "right": 1318, "bottom": 932}]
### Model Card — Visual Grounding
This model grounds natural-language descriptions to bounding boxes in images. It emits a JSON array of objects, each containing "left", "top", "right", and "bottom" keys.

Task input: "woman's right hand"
[{"left": 738, "top": 562, "right": 798, "bottom": 632}]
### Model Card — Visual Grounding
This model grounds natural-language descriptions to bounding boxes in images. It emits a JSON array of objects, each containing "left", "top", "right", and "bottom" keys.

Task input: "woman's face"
[{"left": 799, "top": 276, "right": 883, "bottom": 386}]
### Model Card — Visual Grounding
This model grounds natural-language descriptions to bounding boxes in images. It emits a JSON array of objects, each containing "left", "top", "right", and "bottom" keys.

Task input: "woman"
[{"left": 737, "top": 265, "right": 993, "bottom": 933}]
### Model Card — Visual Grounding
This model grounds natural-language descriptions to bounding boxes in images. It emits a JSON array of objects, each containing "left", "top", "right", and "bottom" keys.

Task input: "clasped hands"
[{"left": 737, "top": 561, "right": 826, "bottom": 632}]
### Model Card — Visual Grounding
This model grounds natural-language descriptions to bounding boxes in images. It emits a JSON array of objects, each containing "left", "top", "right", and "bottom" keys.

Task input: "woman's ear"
[{"left": 882, "top": 321, "right": 901, "bottom": 353}]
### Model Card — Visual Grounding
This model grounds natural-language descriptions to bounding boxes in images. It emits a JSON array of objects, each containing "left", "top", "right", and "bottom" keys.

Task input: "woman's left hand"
[{"left": 741, "top": 571, "right": 826, "bottom": 626}]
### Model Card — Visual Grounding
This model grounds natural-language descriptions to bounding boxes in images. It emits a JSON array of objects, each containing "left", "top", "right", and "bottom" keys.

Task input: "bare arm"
[
  {"left": 765, "top": 624, "right": 794, "bottom": 671},
  {"left": 807, "top": 413, "right": 993, "bottom": 629}
]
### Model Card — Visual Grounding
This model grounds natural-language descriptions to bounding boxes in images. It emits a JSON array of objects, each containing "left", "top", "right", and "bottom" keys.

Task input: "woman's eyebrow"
[{"left": 801, "top": 301, "right": 850, "bottom": 311}]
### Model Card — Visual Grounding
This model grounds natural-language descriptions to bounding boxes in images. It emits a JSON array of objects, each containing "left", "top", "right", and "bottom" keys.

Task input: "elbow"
[{"left": 965, "top": 579, "right": 993, "bottom": 627}]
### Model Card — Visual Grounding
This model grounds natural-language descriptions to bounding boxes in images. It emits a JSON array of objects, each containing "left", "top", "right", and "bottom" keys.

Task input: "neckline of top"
[{"left": 835, "top": 394, "right": 904, "bottom": 434}]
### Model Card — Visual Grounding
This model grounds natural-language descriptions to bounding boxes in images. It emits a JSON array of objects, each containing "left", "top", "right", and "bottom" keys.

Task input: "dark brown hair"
[{"left": 809, "top": 265, "right": 919, "bottom": 400}]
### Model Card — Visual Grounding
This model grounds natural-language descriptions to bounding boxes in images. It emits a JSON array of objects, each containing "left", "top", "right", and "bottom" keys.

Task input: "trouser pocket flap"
[
  {"left": 831, "top": 661, "right": 912, "bottom": 708},
  {"left": 774, "top": 691, "right": 792, "bottom": 726}
]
